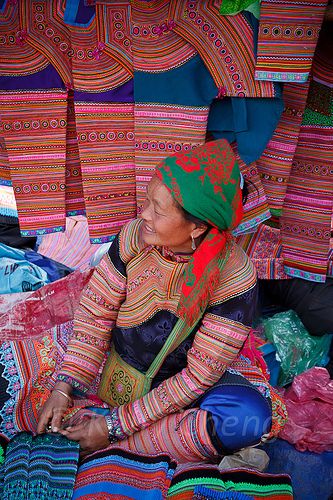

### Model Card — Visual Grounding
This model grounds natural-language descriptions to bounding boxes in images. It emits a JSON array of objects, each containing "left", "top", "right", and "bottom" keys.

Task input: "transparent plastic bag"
[{"left": 261, "top": 310, "right": 332, "bottom": 386}]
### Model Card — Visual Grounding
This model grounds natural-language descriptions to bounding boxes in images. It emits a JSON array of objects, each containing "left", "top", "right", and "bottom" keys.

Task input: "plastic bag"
[
  {"left": 261, "top": 310, "right": 332, "bottom": 386},
  {"left": 279, "top": 367, "right": 333, "bottom": 453},
  {"left": 219, "top": 447, "right": 270, "bottom": 472},
  {"left": 0, "top": 268, "right": 93, "bottom": 340}
]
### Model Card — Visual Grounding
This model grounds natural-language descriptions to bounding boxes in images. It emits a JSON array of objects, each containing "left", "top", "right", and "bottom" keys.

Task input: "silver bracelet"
[
  {"left": 52, "top": 388, "right": 73, "bottom": 406},
  {"left": 105, "top": 414, "right": 117, "bottom": 444}
]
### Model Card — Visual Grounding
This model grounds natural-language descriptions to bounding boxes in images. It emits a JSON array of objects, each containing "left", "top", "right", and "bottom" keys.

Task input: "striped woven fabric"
[
  {"left": 279, "top": 20, "right": 333, "bottom": 281},
  {"left": 280, "top": 82, "right": 333, "bottom": 282},
  {"left": 73, "top": 448, "right": 177, "bottom": 499},
  {"left": 255, "top": 0, "right": 328, "bottom": 82},
  {"left": 0, "top": 138, "right": 11, "bottom": 187},
  {"left": 0, "top": 0, "right": 48, "bottom": 79},
  {"left": 19, "top": 0, "right": 73, "bottom": 88},
  {"left": 37, "top": 216, "right": 103, "bottom": 270},
  {"left": 236, "top": 224, "right": 288, "bottom": 280},
  {"left": 1, "top": 432, "right": 79, "bottom": 500},
  {"left": 70, "top": 8, "right": 131, "bottom": 93},
  {"left": 170, "top": 0, "right": 276, "bottom": 97},
  {"left": 0, "top": 90, "right": 68, "bottom": 237},
  {"left": 134, "top": 103, "right": 209, "bottom": 209},
  {"left": 256, "top": 82, "right": 310, "bottom": 216},
  {"left": 231, "top": 147, "right": 271, "bottom": 236},
  {"left": 75, "top": 102, "right": 136, "bottom": 243},
  {"left": 65, "top": 92, "right": 85, "bottom": 217},
  {"left": 130, "top": 0, "right": 196, "bottom": 73},
  {"left": 167, "top": 465, "right": 293, "bottom": 499}
]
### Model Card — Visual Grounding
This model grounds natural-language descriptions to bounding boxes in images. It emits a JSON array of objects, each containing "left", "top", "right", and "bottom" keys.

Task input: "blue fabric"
[
  {"left": 200, "top": 382, "right": 271, "bottom": 452},
  {"left": 1, "top": 432, "right": 79, "bottom": 500},
  {"left": 0, "top": 64, "right": 65, "bottom": 90},
  {"left": 264, "top": 439, "right": 333, "bottom": 500},
  {"left": 64, "top": 0, "right": 95, "bottom": 26},
  {"left": 74, "top": 79, "right": 133, "bottom": 103},
  {"left": 24, "top": 251, "right": 73, "bottom": 282},
  {"left": 207, "top": 95, "right": 284, "bottom": 164},
  {"left": 0, "top": 243, "right": 50, "bottom": 294},
  {"left": 134, "top": 54, "right": 217, "bottom": 107}
]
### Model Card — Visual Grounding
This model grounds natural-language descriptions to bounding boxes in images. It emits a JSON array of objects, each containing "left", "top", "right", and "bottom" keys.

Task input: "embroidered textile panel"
[
  {"left": 65, "top": 91, "right": 85, "bottom": 216},
  {"left": 256, "top": 82, "right": 310, "bottom": 216},
  {"left": 134, "top": 103, "right": 209, "bottom": 209},
  {"left": 0, "top": 90, "right": 68, "bottom": 236},
  {"left": 75, "top": 102, "right": 136, "bottom": 243},
  {"left": 0, "top": 138, "right": 11, "bottom": 187},
  {"left": 255, "top": 0, "right": 328, "bottom": 82},
  {"left": 281, "top": 111, "right": 333, "bottom": 282},
  {"left": 236, "top": 224, "right": 288, "bottom": 280},
  {"left": 231, "top": 146, "right": 271, "bottom": 236},
  {"left": 170, "top": 0, "right": 277, "bottom": 97}
]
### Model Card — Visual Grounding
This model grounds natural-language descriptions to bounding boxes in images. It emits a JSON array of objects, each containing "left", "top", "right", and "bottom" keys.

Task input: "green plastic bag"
[{"left": 262, "top": 310, "right": 332, "bottom": 386}]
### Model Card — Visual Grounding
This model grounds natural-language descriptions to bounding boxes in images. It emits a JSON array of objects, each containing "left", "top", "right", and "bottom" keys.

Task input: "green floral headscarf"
[{"left": 156, "top": 139, "right": 243, "bottom": 325}]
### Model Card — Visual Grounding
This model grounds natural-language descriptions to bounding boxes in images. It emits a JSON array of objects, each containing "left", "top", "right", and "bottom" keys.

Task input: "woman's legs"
[{"left": 109, "top": 408, "right": 219, "bottom": 464}]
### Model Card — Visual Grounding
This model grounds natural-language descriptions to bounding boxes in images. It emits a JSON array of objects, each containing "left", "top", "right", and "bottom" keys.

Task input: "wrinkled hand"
[
  {"left": 37, "top": 383, "right": 72, "bottom": 434},
  {"left": 59, "top": 416, "right": 110, "bottom": 457}
]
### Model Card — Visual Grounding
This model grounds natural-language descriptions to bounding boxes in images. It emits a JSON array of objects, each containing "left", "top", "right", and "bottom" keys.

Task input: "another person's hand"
[
  {"left": 59, "top": 416, "right": 110, "bottom": 457},
  {"left": 37, "top": 382, "right": 72, "bottom": 434}
]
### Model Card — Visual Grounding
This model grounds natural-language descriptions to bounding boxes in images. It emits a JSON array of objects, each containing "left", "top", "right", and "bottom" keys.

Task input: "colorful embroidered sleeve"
[
  {"left": 57, "top": 220, "right": 141, "bottom": 393},
  {"left": 115, "top": 246, "right": 258, "bottom": 437}
]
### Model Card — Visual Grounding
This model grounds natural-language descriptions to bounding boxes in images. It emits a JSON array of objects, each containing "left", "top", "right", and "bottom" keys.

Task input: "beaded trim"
[{"left": 105, "top": 408, "right": 127, "bottom": 443}]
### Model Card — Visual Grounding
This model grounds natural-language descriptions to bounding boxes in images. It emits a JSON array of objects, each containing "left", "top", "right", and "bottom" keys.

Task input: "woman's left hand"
[{"left": 59, "top": 416, "right": 110, "bottom": 457}]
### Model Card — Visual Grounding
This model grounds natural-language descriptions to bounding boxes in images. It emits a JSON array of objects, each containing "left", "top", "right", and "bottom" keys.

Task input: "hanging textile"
[
  {"left": 280, "top": 20, "right": 333, "bottom": 282},
  {"left": 255, "top": 0, "right": 328, "bottom": 83},
  {"left": 0, "top": 138, "right": 11, "bottom": 187},
  {"left": 69, "top": 0, "right": 136, "bottom": 242},
  {"left": 0, "top": 1, "right": 69, "bottom": 236},
  {"left": 0, "top": 88, "right": 68, "bottom": 236},
  {"left": 256, "top": 82, "right": 310, "bottom": 216},
  {"left": 236, "top": 224, "right": 288, "bottom": 280},
  {"left": 65, "top": 91, "right": 86, "bottom": 216},
  {"left": 232, "top": 152, "right": 271, "bottom": 236},
  {"left": 169, "top": 0, "right": 277, "bottom": 97},
  {"left": 280, "top": 88, "right": 333, "bottom": 281}
]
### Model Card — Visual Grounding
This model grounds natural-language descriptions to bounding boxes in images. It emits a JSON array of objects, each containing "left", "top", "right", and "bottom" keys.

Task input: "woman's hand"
[
  {"left": 59, "top": 416, "right": 110, "bottom": 457},
  {"left": 37, "top": 382, "right": 72, "bottom": 434}
]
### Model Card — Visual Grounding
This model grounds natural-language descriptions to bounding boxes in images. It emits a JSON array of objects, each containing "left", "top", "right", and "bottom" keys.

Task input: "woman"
[{"left": 0, "top": 139, "right": 286, "bottom": 463}]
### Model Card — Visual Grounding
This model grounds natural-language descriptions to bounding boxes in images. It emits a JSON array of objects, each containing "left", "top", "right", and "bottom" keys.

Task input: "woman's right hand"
[{"left": 37, "top": 383, "right": 72, "bottom": 434}]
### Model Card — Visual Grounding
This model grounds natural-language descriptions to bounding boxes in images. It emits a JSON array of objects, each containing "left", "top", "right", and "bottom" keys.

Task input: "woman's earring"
[{"left": 191, "top": 235, "right": 196, "bottom": 251}]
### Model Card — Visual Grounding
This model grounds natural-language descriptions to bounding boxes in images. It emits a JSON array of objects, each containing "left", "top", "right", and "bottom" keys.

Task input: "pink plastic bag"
[
  {"left": 0, "top": 268, "right": 93, "bottom": 340},
  {"left": 279, "top": 367, "right": 333, "bottom": 453}
]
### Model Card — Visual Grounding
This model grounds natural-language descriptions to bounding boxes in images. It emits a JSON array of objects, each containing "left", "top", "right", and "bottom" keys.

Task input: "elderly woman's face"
[{"left": 140, "top": 176, "right": 196, "bottom": 253}]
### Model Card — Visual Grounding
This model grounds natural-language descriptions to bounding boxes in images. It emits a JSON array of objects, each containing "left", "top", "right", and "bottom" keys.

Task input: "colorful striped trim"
[
  {"left": 284, "top": 265, "right": 326, "bottom": 283},
  {"left": 255, "top": 71, "right": 309, "bottom": 82}
]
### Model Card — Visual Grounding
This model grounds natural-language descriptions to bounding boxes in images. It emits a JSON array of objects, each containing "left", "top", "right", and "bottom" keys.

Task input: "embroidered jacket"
[{"left": 58, "top": 219, "right": 280, "bottom": 437}]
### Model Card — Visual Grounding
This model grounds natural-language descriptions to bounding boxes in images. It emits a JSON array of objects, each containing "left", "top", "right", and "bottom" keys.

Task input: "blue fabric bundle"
[{"left": 0, "top": 432, "right": 80, "bottom": 500}]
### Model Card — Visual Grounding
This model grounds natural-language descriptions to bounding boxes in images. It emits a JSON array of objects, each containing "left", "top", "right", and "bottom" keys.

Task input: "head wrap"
[{"left": 156, "top": 139, "right": 243, "bottom": 326}]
